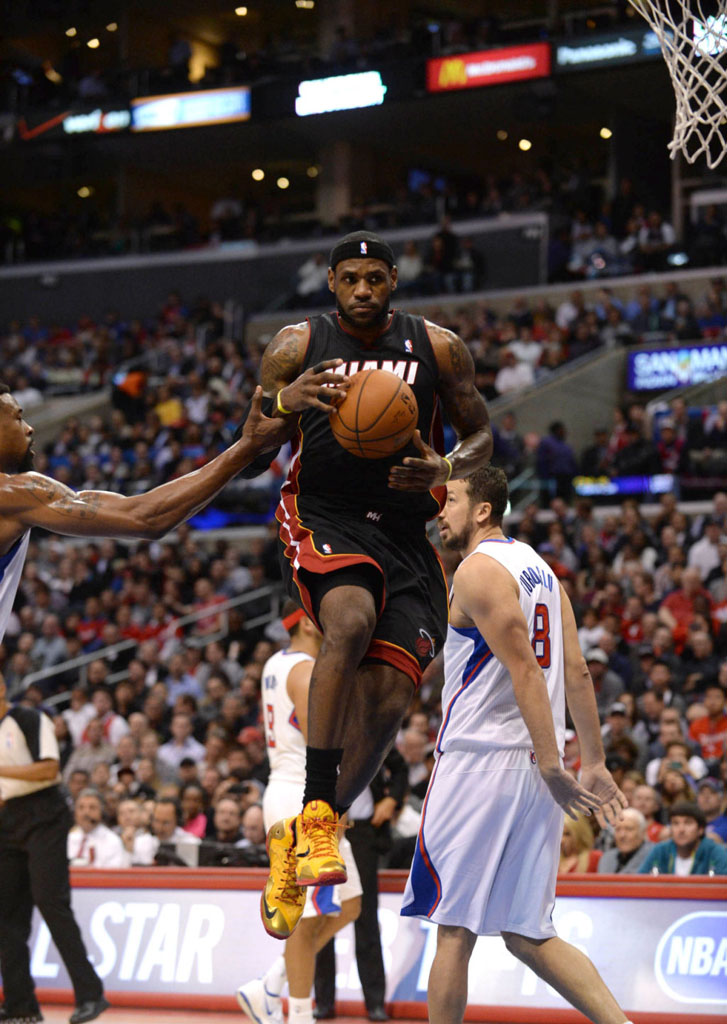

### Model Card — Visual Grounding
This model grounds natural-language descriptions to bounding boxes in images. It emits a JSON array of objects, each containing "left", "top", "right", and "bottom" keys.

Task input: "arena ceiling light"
[
  {"left": 496, "top": 129, "right": 508, "bottom": 141},
  {"left": 87, "top": 38, "right": 100, "bottom": 49},
  {"left": 600, "top": 126, "right": 613, "bottom": 139},
  {"left": 251, "top": 168, "right": 265, "bottom": 180},
  {"left": 65, "top": 27, "right": 77, "bottom": 37},
  {"left": 77, "top": 186, "right": 93, "bottom": 198},
  {"left": 235, "top": 6, "right": 248, "bottom": 14},
  {"left": 306, "top": 165, "right": 319, "bottom": 177},
  {"left": 277, "top": 176, "right": 290, "bottom": 189},
  {"left": 518, "top": 138, "right": 532, "bottom": 151},
  {"left": 295, "top": 1, "right": 315, "bottom": 8},
  {"left": 106, "top": 22, "right": 118, "bottom": 32}
]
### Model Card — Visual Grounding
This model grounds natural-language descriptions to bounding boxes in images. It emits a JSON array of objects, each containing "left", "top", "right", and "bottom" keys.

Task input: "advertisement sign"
[
  {"left": 131, "top": 86, "right": 251, "bottom": 132},
  {"left": 295, "top": 71, "right": 387, "bottom": 116},
  {"left": 426, "top": 43, "right": 550, "bottom": 93},
  {"left": 12, "top": 873, "right": 725, "bottom": 1018},
  {"left": 628, "top": 342, "right": 727, "bottom": 390},
  {"left": 555, "top": 28, "right": 664, "bottom": 71},
  {"left": 63, "top": 109, "right": 131, "bottom": 134},
  {"left": 574, "top": 474, "right": 675, "bottom": 498}
]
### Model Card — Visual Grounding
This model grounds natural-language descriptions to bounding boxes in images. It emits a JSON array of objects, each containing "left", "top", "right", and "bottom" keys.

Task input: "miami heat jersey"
[
  {"left": 261, "top": 648, "right": 313, "bottom": 784},
  {"left": 280, "top": 311, "right": 444, "bottom": 523},
  {"left": 436, "top": 538, "right": 566, "bottom": 756},
  {"left": 0, "top": 532, "right": 30, "bottom": 643}
]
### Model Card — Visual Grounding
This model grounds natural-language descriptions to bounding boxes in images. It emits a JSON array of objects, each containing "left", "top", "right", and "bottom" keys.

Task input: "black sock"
[{"left": 303, "top": 746, "right": 343, "bottom": 809}]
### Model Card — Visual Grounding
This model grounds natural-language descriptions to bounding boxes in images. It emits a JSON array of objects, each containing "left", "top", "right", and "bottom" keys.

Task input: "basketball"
[{"left": 329, "top": 368, "right": 418, "bottom": 459}]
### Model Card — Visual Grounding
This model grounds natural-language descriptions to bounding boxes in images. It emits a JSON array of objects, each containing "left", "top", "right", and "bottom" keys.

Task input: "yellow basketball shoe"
[
  {"left": 260, "top": 817, "right": 306, "bottom": 939},
  {"left": 295, "top": 800, "right": 348, "bottom": 887}
]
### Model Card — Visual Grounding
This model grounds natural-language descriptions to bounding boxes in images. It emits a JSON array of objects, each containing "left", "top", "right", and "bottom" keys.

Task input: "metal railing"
[{"left": 20, "top": 583, "right": 283, "bottom": 698}]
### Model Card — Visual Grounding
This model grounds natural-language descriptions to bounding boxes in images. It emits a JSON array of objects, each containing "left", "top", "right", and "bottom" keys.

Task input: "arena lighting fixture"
[
  {"left": 277, "top": 176, "right": 290, "bottom": 189},
  {"left": 106, "top": 22, "right": 118, "bottom": 32},
  {"left": 65, "top": 27, "right": 77, "bottom": 37},
  {"left": 496, "top": 129, "right": 508, "bottom": 140},
  {"left": 77, "top": 186, "right": 93, "bottom": 198},
  {"left": 235, "top": 6, "right": 248, "bottom": 15},
  {"left": 87, "top": 38, "right": 100, "bottom": 49},
  {"left": 295, "top": 0, "right": 316, "bottom": 8},
  {"left": 251, "top": 168, "right": 265, "bottom": 180},
  {"left": 306, "top": 165, "right": 319, "bottom": 177},
  {"left": 518, "top": 138, "right": 532, "bottom": 151},
  {"left": 600, "top": 126, "right": 613, "bottom": 139}
]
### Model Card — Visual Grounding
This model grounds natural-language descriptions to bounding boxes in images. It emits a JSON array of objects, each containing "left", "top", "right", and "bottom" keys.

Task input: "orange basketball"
[{"left": 329, "top": 368, "right": 418, "bottom": 459}]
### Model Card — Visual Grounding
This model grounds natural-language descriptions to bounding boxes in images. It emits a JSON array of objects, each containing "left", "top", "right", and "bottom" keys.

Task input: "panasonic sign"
[
  {"left": 556, "top": 29, "right": 664, "bottom": 71},
  {"left": 655, "top": 912, "right": 727, "bottom": 1005}
]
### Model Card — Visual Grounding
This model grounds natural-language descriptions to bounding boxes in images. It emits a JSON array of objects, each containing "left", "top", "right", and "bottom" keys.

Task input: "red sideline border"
[{"left": 16, "top": 869, "right": 727, "bottom": 1022}]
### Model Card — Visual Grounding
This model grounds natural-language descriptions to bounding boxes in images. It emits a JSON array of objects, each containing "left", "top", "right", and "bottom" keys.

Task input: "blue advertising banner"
[{"left": 628, "top": 342, "right": 727, "bottom": 390}]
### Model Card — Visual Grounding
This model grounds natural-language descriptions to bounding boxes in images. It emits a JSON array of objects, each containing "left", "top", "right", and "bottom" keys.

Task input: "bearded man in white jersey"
[
  {"left": 0, "top": 383, "right": 290, "bottom": 1024},
  {"left": 237, "top": 602, "right": 362, "bottom": 1024},
  {"left": 401, "top": 467, "right": 633, "bottom": 1024}
]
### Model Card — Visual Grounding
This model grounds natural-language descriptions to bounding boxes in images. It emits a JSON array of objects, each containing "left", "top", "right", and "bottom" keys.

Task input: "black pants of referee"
[
  {"left": 315, "top": 819, "right": 386, "bottom": 1014},
  {"left": 0, "top": 786, "right": 103, "bottom": 1016}
]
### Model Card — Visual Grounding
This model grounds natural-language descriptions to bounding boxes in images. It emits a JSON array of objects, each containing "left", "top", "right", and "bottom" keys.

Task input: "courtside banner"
[
  {"left": 426, "top": 43, "right": 551, "bottom": 93},
  {"left": 4, "top": 870, "right": 723, "bottom": 1021}
]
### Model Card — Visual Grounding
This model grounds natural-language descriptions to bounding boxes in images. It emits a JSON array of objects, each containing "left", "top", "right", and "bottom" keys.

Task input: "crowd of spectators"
[
  {"left": 6, "top": 160, "right": 719, "bottom": 289},
  {"left": 6, "top": 482, "right": 726, "bottom": 875}
]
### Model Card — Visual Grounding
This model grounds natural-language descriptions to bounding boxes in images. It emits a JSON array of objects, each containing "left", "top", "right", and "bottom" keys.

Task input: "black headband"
[{"left": 329, "top": 232, "right": 395, "bottom": 270}]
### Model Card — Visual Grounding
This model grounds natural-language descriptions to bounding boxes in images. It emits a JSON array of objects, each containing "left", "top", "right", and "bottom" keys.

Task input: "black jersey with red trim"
[{"left": 280, "top": 310, "right": 445, "bottom": 524}]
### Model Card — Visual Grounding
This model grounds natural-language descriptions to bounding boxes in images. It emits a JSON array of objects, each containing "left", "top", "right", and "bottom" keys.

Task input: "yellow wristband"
[
  {"left": 276, "top": 390, "right": 293, "bottom": 415},
  {"left": 442, "top": 456, "right": 453, "bottom": 483}
]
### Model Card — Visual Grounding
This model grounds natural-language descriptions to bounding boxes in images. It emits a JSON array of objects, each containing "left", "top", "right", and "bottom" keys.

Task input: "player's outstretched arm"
[
  {"left": 261, "top": 323, "right": 349, "bottom": 414},
  {"left": 456, "top": 555, "right": 600, "bottom": 820},
  {"left": 559, "top": 583, "right": 626, "bottom": 825},
  {"left": 388, "top": 324, "right": 492, "bottom": 491},
  {"left": 2, "top": 388, "right": 290, "bottom": 541}
]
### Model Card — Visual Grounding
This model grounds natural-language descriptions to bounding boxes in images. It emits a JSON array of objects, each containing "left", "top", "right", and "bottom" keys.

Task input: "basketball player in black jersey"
[{"left": 256, "top": 230, "right": 492, "bottom": 939}]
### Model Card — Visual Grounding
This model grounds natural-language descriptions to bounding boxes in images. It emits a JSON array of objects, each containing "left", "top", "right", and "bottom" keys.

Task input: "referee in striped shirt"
[{"left": 0, "top": 673, "right": 108, "bottom": 1024}]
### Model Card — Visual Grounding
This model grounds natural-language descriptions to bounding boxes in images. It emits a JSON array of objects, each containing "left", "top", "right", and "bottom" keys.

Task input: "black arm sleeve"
[{"left": 233, "top": 394, "right": 282, "bottom": 479}]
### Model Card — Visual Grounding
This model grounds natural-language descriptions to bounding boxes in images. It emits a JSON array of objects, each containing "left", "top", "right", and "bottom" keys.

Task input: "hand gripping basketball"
[{"left": 277, "top": 359, "right": 350, "bottom": 414}]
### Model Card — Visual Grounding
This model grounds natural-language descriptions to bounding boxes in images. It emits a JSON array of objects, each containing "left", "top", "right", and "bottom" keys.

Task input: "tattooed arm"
[
  {"left": 0, "top": 388, "right": 291, "bottom": 542},
  {"left": 388, "top": 322, "right": 492, "bottom": 492},
  {"left": 261, "top": 323, "right": 349, "bottom": 415}
]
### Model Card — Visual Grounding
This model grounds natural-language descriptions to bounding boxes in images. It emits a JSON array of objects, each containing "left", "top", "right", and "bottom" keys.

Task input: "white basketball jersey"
[
  {"left": 0, "top": 532, "right": 30, "bottom": 643},
  {"left": 261, "top": 648, "right": 312, "bottom": 784},
  {"left": 436, "top": 537, "right": 565, "bottom": 756}
]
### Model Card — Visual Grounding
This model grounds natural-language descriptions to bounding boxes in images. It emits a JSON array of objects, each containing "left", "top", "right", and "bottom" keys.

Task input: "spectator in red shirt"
[
  {"left": 658, "top": 567, "right": 713, "bottom": 651},
  {"left": 689, "top": 684, "right": 727, "bottom": 765}
]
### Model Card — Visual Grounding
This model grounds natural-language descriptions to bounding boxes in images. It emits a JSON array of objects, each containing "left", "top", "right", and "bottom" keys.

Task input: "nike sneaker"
[
  {"left": 295, "top": 800, "right": 347, "bottom": 887},
  {"left": 260, "top": 817, "right": 306, "bottom": 939},
  {"left": 236, "top": 978, "right": 283, "bottom": 1024}
]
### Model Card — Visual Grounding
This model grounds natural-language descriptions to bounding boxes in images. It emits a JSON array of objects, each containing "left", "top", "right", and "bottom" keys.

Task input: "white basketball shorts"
[
  {"left": 401, "top": 748, "right": 563, "bottom": 938},
  {"left": 263, "top": 777, "right": 362, "bottom": 918}
]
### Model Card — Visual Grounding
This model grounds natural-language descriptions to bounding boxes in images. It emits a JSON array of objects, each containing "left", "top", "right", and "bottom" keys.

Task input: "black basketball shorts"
[{"left": 277, "top": 496, "right": 448, "bottom": 688}]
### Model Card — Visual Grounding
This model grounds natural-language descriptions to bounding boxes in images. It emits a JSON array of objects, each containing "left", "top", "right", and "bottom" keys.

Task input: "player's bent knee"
[
  {"left": 320, "top": 601, "right": 376, "bottom": 652},
  {"left": 501, "top": 931, "right": 546, "bottom": 963}
]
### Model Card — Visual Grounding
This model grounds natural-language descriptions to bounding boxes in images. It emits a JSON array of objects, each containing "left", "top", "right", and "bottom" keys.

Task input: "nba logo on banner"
[{"left": 360, "top": 241, "right": 368, "bottom": 254}]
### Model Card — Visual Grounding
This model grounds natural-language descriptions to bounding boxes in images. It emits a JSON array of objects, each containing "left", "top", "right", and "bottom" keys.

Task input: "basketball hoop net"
[{"left": 628, "top": 1, "right": 727, "bottom": 168}]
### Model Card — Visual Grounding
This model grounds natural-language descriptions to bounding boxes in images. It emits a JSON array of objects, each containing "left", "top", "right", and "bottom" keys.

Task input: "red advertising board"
[{"left": 427, "top": 42, "right": 551, "bottom": 92}]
